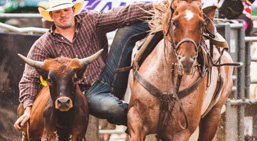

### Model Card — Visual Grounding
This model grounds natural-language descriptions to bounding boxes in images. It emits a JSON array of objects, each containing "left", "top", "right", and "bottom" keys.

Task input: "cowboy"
[{"left": 14, "top": 0, "right": 166, "bottom": 131}]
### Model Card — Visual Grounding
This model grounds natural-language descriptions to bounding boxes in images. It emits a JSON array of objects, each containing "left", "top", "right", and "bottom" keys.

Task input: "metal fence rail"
[
  {"left": 0, "top": 22, "right": 48, "bottom": 34},
  {"left": 228, "top": 98, "right": 257, "bottom": 105},
  {"left": 0, "top": 13, "right": 46, "bottom": 34},
  {"left": 0, "top": 13, "right": 42, "bottom": 18}
]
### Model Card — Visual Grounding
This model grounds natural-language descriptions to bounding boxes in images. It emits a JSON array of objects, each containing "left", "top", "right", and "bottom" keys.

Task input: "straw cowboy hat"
[{"left": 38, "top": 0, "right": 84, "bottom": 21}]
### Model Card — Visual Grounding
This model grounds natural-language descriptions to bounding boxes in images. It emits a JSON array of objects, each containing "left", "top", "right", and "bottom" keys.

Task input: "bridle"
[{"left": 164, "top": 3, "right": 205, "bottom": 75}]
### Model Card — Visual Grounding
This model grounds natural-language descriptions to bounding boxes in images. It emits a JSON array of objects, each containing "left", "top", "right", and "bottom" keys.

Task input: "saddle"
[{"left": 131, "top": 31, "right": 163, "bottom": 70}]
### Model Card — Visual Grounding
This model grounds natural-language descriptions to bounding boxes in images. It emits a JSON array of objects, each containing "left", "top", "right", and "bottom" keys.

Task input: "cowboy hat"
[{"left": 38, "top": 0, "right": 84, "bottom": 21}]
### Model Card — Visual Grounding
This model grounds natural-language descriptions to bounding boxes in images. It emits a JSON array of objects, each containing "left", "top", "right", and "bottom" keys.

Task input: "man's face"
[{"left": 50, "top": 7, "right": 75, "bottom": 29}]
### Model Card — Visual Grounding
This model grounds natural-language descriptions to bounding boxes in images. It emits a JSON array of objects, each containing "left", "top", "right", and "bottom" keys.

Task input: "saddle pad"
[{"left": 132, "top": 31, "right": 163, "bottom": 68}]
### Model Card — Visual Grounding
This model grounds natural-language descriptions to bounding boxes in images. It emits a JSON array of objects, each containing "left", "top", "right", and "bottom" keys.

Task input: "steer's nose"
[{"left": 55, "top": 97, "right": 73, "bottom": 112}]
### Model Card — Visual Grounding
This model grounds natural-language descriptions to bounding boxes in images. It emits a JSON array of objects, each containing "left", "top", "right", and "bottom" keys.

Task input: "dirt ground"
[
  {"left": 0, "top": 32, "right": 41, "bottom": 141},
  {"left": 0, "top": 92, "right": 21, "bottom": 140}
]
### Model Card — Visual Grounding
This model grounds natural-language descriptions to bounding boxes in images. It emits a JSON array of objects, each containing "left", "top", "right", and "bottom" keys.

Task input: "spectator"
[{"left": 219, "top": 0, "right": 255, "bottom": 35}]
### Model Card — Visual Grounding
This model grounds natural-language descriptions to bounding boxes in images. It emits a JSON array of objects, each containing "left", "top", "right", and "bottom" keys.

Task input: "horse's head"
[{"left": 164, "top": 0, "right": 204, "bottom": 75}]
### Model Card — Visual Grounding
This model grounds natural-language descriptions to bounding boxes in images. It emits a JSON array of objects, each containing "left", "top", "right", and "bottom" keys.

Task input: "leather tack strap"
[
  {"left": 134, "top": 70, "right": 205, "bottom": 99},
  {"left": 113, "top": 66, "right": 133, "bottom": 73},
  {"left": 204, "top": 34, "right": 229, "bottom": 49}
]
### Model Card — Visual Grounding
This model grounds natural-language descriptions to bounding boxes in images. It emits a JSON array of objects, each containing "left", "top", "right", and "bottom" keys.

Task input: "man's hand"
[
  {"left": 152, "top": 0, "right": 168, "bottom": 12},
  {"left": 14, "top": 106, "right": 31, "bottom": 131}
]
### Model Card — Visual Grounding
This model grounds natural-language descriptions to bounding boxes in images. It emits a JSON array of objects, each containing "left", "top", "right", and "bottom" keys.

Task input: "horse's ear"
[{"left": 203, "top": 6, "right": 217, "bottom": 21}]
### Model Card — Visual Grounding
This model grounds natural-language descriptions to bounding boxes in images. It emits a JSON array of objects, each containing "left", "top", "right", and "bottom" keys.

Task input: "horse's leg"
[
  {"left": 127, "top": 107, "right": 147, "bottom": 141},
  {"left": 170, "top": 129, "right": 193, "bottom": 141},
  {"left": 198, "top": 105, "right": 222, "bottom": 141}
]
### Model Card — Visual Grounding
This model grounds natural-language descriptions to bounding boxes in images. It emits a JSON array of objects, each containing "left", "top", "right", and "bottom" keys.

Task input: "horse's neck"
[{"left": 139, "top": 39, "right": 177, "bottom": 73}]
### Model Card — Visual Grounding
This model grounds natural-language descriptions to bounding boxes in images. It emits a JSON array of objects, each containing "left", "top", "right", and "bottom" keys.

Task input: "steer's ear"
[
  {"left": 37, "top": 69, "right": 48, "bottom": 80},
  {"left": 77, "top": 66, "right": 87, "bottom": 79}
]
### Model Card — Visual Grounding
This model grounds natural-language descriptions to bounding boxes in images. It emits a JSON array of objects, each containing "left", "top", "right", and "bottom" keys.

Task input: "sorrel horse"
[{"left": 127, "top": 0, "right": 234, "bottom": 140}]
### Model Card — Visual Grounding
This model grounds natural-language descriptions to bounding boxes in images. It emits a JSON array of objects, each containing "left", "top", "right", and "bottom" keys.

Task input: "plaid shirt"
[{"left": 19, "top": 3, "right": 153, "bottom": 109}]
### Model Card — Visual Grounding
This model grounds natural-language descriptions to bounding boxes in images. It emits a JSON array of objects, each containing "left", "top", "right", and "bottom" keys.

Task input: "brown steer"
[{"left": 17, "top": 49, "right": 103, "bottom": 141}]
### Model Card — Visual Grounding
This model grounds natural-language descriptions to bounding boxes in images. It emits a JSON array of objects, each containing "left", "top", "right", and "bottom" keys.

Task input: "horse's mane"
[
  {"left": 147, "top": 0, "right": 201, "bottom": 33},
  {"left": 148, "top": 0, "right": 170, "bottom": 32}
]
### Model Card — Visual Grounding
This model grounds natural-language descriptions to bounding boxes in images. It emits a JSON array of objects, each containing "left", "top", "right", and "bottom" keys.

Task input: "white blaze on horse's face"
[{"left": 185, "top": 10, "right": 194, "bottom": 21}]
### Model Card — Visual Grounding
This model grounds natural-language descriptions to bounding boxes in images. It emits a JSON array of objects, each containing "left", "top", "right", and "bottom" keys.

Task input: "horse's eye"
[
  {"left": 199, "top": 21, "right": 204, "bottom": 28},
  {"left": 172, "top": 21, "right": 178, "bottom": 30},
  {"left": 173, "top": 24, "right": 176, "bottom": 30}
]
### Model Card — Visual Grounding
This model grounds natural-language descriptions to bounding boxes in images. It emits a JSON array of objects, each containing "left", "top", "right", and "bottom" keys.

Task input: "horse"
[{"left": 127, "top": 0, "right": 234, "bottom": 140}]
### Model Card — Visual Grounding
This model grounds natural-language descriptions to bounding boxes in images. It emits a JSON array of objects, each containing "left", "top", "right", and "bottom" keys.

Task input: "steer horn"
[
  {"left": 79, "top": 49, "right": 104, "bottom": 66},
  {"left": 17, "top": 54, "right": 44, "bottom": 69}
]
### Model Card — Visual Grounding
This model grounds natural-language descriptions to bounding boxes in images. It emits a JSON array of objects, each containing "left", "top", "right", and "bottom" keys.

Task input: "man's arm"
[
  {"left": 95, "top": 1, "right": 166, "bottom": 33},
  {"left": 19, "top": 44, "right": 49, "bottom": 109},
  {"left": 14, "top": 36, "right": 51, "bottom": 131},
  {"left": 14, "top": 106, "right": 31, "bottom": 131},
  {"left": 19, "top": 65, "right": 41, "bottom": 109},
  {"left": 14, "top": 66, "right": 40, "bottom": 131}
]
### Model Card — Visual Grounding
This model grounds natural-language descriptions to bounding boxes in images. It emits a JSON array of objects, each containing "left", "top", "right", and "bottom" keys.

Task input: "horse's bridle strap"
[
  {"left": 175, "top": 38, "right": 198, "bottom": 52},
  {"left": 203, "top": 35, "right": 229, "bottom": 49},
  {"left": 134, "top": 70, "right": 205, "bottom": 100}
]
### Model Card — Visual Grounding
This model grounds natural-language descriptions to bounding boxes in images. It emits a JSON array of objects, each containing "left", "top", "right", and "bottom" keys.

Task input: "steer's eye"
[
  {"left": 177, "top": 55, "right": 182, "bottom": 60},
  {"left": 46, "top": 79, "right": 52, "bottom": 84},
  {"left": 73, "top": 77, "right": 78, "bottom": 83}
]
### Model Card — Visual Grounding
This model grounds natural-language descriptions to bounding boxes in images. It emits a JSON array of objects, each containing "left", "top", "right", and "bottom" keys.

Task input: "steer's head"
[{"left": 18, "top": 49, "right": 103, "bottom": 112}]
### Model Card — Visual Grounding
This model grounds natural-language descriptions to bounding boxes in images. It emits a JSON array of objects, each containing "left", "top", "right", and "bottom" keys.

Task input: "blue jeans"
[{"left": 84, "top": 22, "right": 150, "bottom": 125}]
